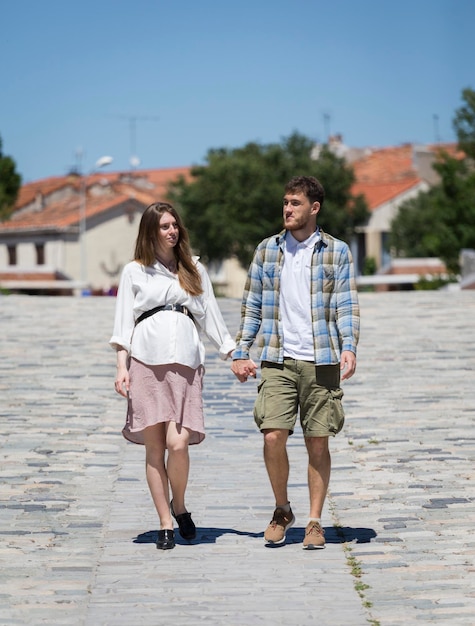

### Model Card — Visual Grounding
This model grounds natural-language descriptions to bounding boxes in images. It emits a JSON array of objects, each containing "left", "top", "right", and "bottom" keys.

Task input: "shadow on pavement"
[
  {"left": 264, "top": 526, "right": 376, "bottom": 547},
  {"left": 333, "top": 526, "right": 378, "bottom": 543},
  {"left": 133, "top": 527, "right": 264, "bottom": 546},
  {"left": 133, "top": 525, "right": 377, "bottom": 546}
]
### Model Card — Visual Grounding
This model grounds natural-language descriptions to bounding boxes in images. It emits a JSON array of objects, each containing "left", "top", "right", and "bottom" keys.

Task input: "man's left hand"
[{"left": 340, "top": 350, "right": 356, "bottom": 381}]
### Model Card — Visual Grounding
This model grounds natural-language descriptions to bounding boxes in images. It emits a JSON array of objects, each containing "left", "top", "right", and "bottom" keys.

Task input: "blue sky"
[{"left": 1, "top": 0, "right": 474, "bottom": 183}]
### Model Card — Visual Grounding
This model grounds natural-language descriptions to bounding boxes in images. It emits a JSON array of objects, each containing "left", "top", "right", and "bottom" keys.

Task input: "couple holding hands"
[{"left": 110, "top": 176, "right": 359, "bottom": 551}]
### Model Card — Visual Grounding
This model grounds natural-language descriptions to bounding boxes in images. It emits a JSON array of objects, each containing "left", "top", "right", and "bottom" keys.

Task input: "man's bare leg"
[
  {"left": 305, "top": 435, "right": 331, "bottom": 518},
  {"left": 263, "top": 428, "right": 290, "bottom": 506}
]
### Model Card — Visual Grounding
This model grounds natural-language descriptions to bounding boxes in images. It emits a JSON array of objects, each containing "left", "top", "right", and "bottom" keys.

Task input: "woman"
[{"left": 110, "top": 202, "right": 235, "bottom": 550}]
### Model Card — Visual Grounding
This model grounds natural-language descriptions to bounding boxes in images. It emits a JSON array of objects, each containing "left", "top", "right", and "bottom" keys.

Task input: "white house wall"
[
  {"left": 0, "top": 243, "right": 7, "bottom": 267},
  {"left": 367, "top": 182, "right": 429, "bottom": 233},
  {"left": 84, "top": 210, "right": 144, "bottom": 291},
  {"left": 61, "top": 237, "right": 81, "bottom": 283},
  {"left": 364, "top": 181, "right": 430, "bottom": 268},
  {"left": 82, "top": 207, "right": 247, "bottom": 296},
  {"left": 0, "top": 240, "right": 40, "bottom": 269},
  {"left": 207, "top": 256, "right": 247, "bottom": 299}
]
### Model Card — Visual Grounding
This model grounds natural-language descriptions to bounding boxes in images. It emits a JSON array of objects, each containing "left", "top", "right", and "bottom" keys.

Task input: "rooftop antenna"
[
  {"left": 117, "top": 115, "right": 160, "bottom": 170},
  {"left": 433, "top": 114, "right": 441, "bottom": 144},
  {"left": 323, "top": 112, "right": 331, "bottom": 144},
  {"left": 74, "top": 147, "right": 84, "bottom": 175}
]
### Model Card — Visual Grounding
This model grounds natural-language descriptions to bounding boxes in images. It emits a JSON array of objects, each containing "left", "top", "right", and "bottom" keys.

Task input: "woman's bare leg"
[
  {"left": 166, "top": 421, "right": 191, "bottom": 515},
  {"left": 143, "top": 423, "right": 173, "bottom": 529}
]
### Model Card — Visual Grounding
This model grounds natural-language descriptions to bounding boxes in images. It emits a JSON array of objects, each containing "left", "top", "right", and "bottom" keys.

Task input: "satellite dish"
[
  {"left": 130, "top": 155, "right": 141, "bottom": 169},
  {"left": 95, "top": 156, "right": 114, "bottom": 169}
]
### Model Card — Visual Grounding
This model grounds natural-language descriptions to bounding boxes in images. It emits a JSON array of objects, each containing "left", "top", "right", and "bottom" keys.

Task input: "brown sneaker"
[
  {"left": 303, "top": 521, "right": 325, "bottom": 549},
  {"left": 264, "top": 507, "right": 295, "bottom": 544}
]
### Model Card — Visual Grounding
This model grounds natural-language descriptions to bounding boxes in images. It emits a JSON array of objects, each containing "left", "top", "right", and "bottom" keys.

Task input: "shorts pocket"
[
  {"left": 327, "top": 388, "right": 345, "bottom": 434},
  {"left": 253, "top": 379, "right": 266, "bottom": 428}
]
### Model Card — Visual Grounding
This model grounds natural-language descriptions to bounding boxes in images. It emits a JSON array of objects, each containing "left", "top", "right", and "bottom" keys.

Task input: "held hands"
[
  {"left": 231, "top": 358, "right": 258, "bottom": 383},
  {"left": 340, "top": 350, "right": 357, "bottom": 381}
]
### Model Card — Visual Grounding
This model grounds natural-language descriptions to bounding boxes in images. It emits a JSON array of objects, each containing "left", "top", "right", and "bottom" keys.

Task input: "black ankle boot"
[
  {"left": 170, "top": 500, "right": 196, "bottom": 540},
  {"left": 156, "top": 529, "right": 175, "bottom": 550}
]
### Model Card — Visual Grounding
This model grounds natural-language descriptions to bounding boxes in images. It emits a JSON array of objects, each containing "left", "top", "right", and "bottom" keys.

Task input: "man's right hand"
[{"left": 231, "top": 359, "right": 258, "bottom": 383}]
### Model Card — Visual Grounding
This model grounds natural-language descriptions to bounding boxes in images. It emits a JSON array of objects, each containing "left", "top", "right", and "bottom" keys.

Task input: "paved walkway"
[{"left": 0, "top": 291, "right": 474, "bottom": 625}]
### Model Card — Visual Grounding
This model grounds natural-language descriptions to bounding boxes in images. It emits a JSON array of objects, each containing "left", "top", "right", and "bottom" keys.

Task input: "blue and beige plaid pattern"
[{"left": 234, "top": 229, "right": 360, "bottom": 365}]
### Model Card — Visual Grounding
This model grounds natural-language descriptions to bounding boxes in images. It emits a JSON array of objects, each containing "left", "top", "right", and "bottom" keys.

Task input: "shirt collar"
[{"left": 285, "top": 228, "right": 320, "bottom": 249}]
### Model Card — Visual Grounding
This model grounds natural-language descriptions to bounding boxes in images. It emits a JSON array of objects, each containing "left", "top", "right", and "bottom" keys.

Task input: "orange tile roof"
[
  {"left": 15, "top": 175, "right": 78, "bottom": 209},
  {"left": 352, "top": 178, "right": 423, "bottom": 210},
  {"left": 0, "top": 167, "right": 192, "bottom": 233},
  {"left": 13, "top": 167, "right": 190, "bottom": 211},
  {"left": 349, "top": 142, "right": 460, "bottom": 211},
  {"left": 352, "top": 144, "right": 416, "bottom": 184},
  {"left": 138, "top": 167, "right": 192, "bottom": 190},
  {"left": 425, "top": 143, "right": 464, "bottom": 159},
  {"left": 2, "top": 146, "right": 462, "bottom": 231}
]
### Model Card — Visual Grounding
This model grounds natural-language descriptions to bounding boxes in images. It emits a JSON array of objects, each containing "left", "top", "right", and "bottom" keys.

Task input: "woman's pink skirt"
[{"left": 123, "top": 358, "right": 205, "bottom": 446}]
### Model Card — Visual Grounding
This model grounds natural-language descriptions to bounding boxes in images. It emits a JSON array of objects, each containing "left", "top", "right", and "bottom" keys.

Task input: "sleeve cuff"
[
  {"left": 219, "top": 338, "right": 237, "bottom": 360},
  {"left": 232, "top": 346, "right": 250, "bottom": 360},
  {"left": 109, "top": 336, "right": 130, "bottom": 352}
]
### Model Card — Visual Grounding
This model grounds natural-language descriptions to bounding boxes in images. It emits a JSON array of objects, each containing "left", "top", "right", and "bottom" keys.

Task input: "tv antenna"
[
  {"left": 433, "top": 114, "right": 441, "bottom": 144},
  {"left": 323, "top": 112, "right": 331, "bottom": 143},
  {"left": 117, "top": 115, "right": 160, "bottom": 170}
]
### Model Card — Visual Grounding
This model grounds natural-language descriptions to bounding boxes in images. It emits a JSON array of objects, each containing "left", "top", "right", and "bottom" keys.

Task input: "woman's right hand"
[
  {"left": 115, "top": 366, "right": 129, "bottom": 397},
  {"left": 115, "top": 348, "right": 130, "bottom": 397}
]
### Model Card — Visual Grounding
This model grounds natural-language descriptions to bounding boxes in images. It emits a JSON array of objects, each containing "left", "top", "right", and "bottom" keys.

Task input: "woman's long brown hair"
[{"left": 134, "top": 202, "right": 203, "bottom": 296}]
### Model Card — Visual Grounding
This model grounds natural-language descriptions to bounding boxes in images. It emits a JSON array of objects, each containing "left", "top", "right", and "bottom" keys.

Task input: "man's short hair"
[{"left": 285, "top": 176, "right": 325, "bottom": 207}]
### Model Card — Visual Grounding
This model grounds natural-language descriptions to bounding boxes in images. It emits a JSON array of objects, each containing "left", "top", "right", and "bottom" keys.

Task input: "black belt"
[{"left": 135, "top": 304, "right": 193, "bottom": 326}]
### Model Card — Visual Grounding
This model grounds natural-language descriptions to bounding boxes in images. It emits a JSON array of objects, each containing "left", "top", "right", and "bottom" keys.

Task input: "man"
[{"left": 231, "top": 175, "right": 359, "bottom": 550}]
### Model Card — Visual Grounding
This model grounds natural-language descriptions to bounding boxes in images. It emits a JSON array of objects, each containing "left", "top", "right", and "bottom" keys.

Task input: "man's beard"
[{"left": 283, "top": 216, "right": 306, "bottom": 230}]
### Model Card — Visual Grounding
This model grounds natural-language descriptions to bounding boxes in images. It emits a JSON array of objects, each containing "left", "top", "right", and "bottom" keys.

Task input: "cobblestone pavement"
[{"left": 0, "top": 291, "right": 474, "bottom": 625}]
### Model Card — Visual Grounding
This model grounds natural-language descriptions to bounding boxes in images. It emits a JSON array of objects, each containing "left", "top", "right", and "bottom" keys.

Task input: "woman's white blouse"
[{"left": 110, "top": 259, "right": 235, "bottom": 369}]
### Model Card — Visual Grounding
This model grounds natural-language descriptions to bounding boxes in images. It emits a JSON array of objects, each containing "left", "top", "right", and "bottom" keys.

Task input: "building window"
[
  {"left": 7, "top": 245, "right": 17, "bottom": 265},
  {"left": 381, "top": 232, "right": 391, "bottom": 268},
  {"left": 36, "top": 243, "right": 45, "bottom": 265}
]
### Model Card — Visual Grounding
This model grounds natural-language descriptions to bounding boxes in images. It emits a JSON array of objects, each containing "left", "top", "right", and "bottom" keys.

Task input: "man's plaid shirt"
[{"left": 233, "top": 229, "right": 360, "bottom": 365}]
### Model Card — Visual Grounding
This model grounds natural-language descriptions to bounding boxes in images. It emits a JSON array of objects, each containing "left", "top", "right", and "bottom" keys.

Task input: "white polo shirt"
[{"left": 280, "top": 230, "right": 320, "bottom": 361}]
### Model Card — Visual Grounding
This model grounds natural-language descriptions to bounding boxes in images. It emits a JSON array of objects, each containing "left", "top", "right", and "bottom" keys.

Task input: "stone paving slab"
[
  {"left": 0, "top": 291, "right": 474, "bottom": 625},
  {"left": 329, "top": 291, "right": 475, "bottom": 625}
]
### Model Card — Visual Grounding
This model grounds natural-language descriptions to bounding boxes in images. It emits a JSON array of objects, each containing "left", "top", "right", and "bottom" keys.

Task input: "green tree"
[
  {"left": 453, "top": 87, "right": 475, "bottom": 159},
  {"left": 389, "top": 88, "right": 475, "bottom": 274},
  {"left": 169, "top": 132, "right": 368, "bottom": 267},
  {"left": 0, "top": 136, "right": 22, "bottom": 221}
]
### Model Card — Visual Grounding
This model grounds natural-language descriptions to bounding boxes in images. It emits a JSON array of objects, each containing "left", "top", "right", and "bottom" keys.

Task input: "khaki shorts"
[{"left": 253, "top": 359, "right": 345, "bottom": 437}]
